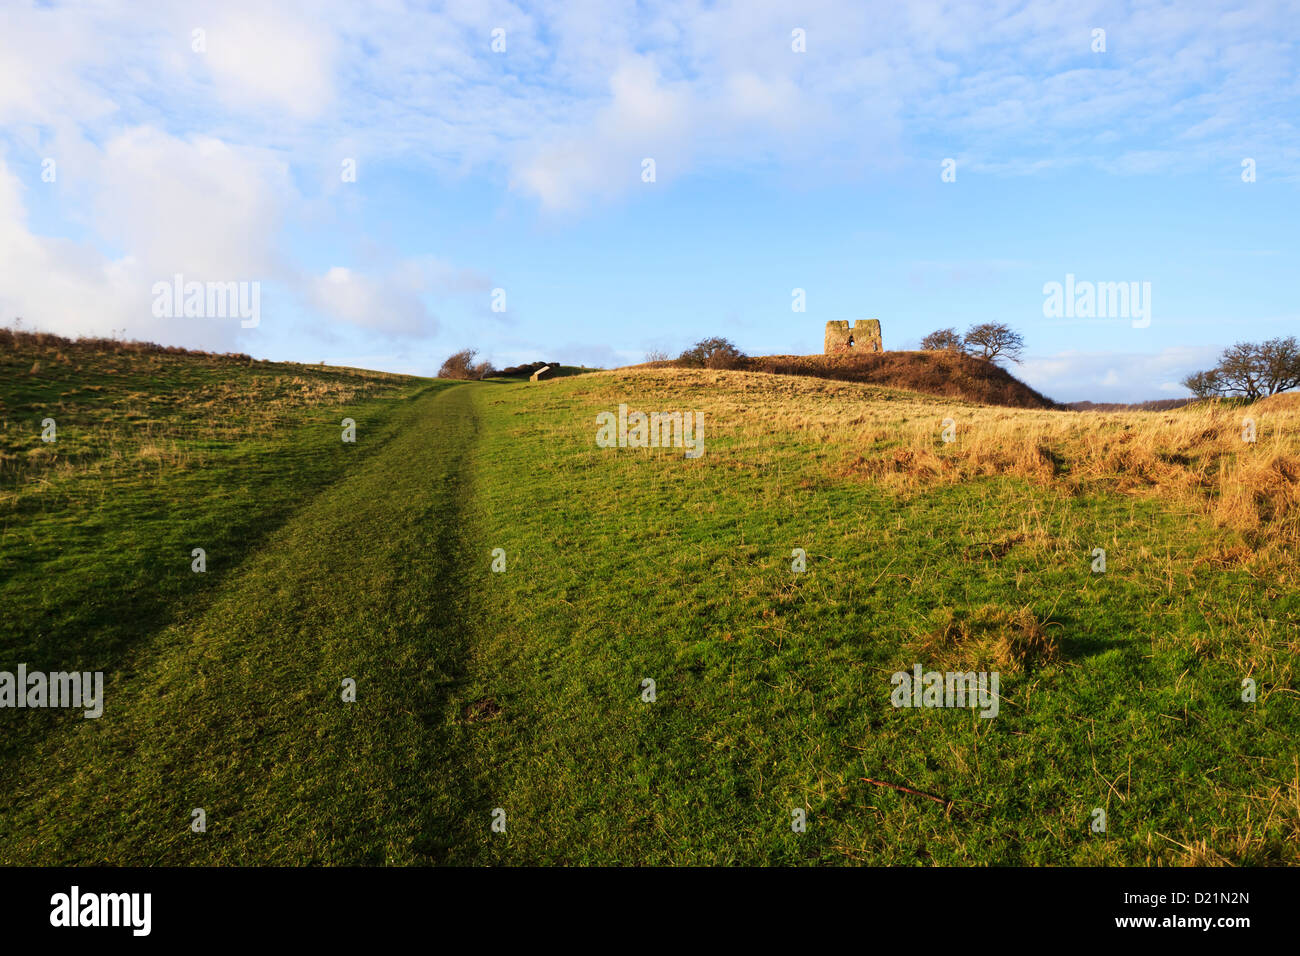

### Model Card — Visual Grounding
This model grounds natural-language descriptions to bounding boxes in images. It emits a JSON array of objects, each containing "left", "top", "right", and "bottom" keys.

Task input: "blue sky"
[{"left": 1, "top": 0, "right": 1297, "bottom": 401}]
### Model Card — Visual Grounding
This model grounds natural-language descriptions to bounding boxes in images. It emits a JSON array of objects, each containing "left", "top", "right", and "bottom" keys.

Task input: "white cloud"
[
  {"left": 94, "top": 128, "right": 293, "bottom": 279},
  {"left": 197, "top": 7, "right": 337, "bottom": 118},
  {"left": 0, "top": 156, "right": 144, "bottom": 341},
  {"left": 0, "top": 4, "right": 120, "bottom": 127},
  {"left": 512, "top": 56, "right": 695, "bottom": 210},
  {"left": 0, "top": 125, "right": 295, "bottom": 349},
  {"left": 7, "top": 1, "right": 1298, "bottom": 207},
  {"left": 0, "top": 115, "right": 492, "bottom": 350},
  {"left": 1020, "top": 346, "right": 1222, "bottom": 403},
  {"left": 307, "top": 266, "right": 434, "bottom": 338},
  {"left": 304, "top": 256, "right": 494, "bottom": 338},
  {"left": 7, "top": 1, "right": 1300, "bottom": 190}
]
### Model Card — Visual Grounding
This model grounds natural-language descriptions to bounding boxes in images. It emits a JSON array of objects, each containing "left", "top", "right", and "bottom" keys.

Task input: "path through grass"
[{"left": 1, "top": 382, "right": 487, "bottom": 863}]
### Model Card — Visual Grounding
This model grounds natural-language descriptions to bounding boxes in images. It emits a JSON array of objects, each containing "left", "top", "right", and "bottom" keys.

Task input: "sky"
[{"left": 1, "top": 0, "right": 1297, "bottom": 402}]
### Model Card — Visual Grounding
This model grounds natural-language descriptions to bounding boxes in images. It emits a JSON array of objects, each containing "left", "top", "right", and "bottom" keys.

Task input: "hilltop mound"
[
  {"left": 637, "top": 350, "right": 1054, "bottom": 408},
  {"left": 748, "top": 351, "right": 1054, "bottom": 408}
]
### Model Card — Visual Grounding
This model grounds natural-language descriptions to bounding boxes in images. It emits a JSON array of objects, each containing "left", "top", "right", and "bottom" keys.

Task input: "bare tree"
[
  {"left": 963, "top": 323, "right": 1025, "bottom": 365},
  {"left": 920, "top": 328, "right": 966, "bottom": 352},
  {"left": 1182, "top": 337, "right": 1300, "bottom": 400},
  {"left": 1182, "top": 369, "right": 1222, "bottom": 399}
]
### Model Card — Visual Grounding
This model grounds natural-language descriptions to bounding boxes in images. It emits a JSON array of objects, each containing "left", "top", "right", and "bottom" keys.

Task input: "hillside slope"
[{"left": 3, "top": 339, "right": 1298, "bottom": 865}]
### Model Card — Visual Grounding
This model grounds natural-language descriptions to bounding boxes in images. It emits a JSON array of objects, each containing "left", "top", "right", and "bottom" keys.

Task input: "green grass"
[
  {"left": 449, "top": 378, "right": 1299, "bottom": 865},
  {"left": 2, "top": 343, "right": 1297, "bottom": 865}
]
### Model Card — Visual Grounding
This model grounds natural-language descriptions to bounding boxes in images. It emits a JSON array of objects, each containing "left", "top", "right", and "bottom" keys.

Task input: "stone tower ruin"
[{"left": 824, "top": 319, "right": 882, "bottom": 354}]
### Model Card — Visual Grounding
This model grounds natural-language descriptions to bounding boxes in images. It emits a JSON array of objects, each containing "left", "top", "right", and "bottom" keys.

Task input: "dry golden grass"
[{"left": 576, "top": 367, "right": 1300, "bottom": 553}]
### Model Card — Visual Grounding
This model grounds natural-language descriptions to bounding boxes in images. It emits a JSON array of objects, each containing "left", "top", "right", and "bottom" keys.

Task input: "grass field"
[{"left": 2, "top": 335, "right": 1298, "bottom": 865}]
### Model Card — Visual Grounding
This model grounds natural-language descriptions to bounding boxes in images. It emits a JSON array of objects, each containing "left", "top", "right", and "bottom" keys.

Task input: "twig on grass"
[{"left": 862, "top": 777, "right": 952, "bottom": 811}]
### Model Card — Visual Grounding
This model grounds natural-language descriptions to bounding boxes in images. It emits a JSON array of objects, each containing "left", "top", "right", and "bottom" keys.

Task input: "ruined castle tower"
[{"left": 824, "top": 319, "right": 883, "bottom": 354}]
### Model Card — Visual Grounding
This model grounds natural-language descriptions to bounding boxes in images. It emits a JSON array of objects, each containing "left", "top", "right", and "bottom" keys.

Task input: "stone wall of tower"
[{"left": 824, "top": 319, "right": 882, "bottom": 354}]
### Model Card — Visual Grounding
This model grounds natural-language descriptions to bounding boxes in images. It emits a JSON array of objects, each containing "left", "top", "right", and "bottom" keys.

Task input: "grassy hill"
[{"left": 2, "top": 332, "right": 1298, "bottom": 864}]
